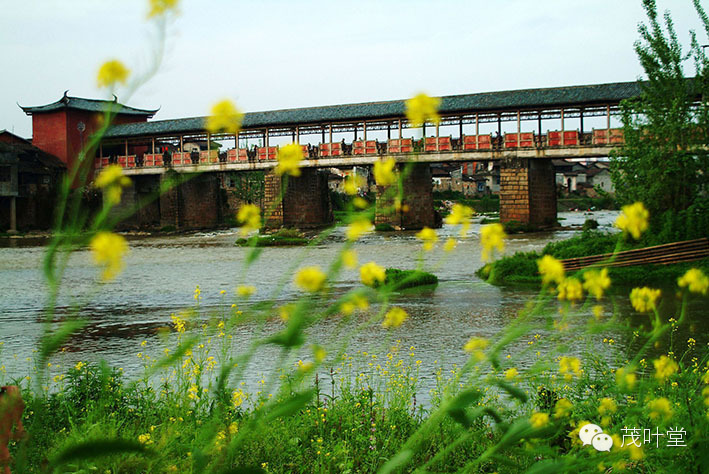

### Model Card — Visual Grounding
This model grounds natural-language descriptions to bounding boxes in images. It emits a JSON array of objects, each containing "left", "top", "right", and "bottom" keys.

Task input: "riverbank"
[{"left": 477, "top": 230, "right": 709, "bottom": 286}]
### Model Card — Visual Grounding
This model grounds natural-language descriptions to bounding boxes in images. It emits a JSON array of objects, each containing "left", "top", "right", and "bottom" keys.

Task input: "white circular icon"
[
  {"left": 579, "top": 423, "right": 603, "bottom": 446},
  {"left": 591, "top": 433, "right": 613, "bottom": 452}
]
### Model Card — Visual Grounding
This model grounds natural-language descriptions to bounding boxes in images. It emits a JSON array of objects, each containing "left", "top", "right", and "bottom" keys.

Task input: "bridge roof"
[
  {"left": 104, "top": 80, "right": 644, "bottom": 139},
  {"left": 20, "top": 92, "right": 158, "bottom": 117}
]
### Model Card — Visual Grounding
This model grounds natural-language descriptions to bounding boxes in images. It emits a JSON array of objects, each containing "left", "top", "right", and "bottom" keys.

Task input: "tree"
[{"left": 610, "top": 0, "right": 709, "bottom": 233}]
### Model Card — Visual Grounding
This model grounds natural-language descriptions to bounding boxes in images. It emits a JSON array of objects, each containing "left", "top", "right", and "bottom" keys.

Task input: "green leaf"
[
  {"left": 50, "top": 439, "right": 151, "bottom": 466},
  {"left": 40, "top": 318, "right": 87, "bottom": 360},
  {"left": 494, "top": 380, "right": 528, "bottom": 402},
  {"left": 378, "top": 449, "right": 413, "bottom": 474},
  {"left": 147, "top": 335, "right": 199, "bottom": 374},
  {"left": 264, "top": 389, "right": 315, "bottom": 421},
  {"left": 446, "top": 388, "right": 483, "bottom": 428}
]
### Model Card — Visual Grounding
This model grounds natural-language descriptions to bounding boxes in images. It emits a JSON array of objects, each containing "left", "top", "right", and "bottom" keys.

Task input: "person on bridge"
[{"left": 0, "top": 386, "right": 26, "bottom": 474}]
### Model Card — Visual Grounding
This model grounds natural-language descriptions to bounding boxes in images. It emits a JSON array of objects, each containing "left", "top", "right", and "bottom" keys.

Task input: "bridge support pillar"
[
  {"left": 264, "top": 168, "right": 333, "bottom": 229},
  {"left": 375, "top": 163, "right": 436, "bottom": 230},
  {"left": 499, "top": 158, "right": 557, "bottom": 228}
]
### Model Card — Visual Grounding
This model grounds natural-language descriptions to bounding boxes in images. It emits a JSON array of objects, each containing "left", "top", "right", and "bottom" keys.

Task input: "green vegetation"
[
  {"left": 557, "top": 195, "right": 617, "bottom": 211},
  {"left": 378, "top": 268, "right": 439, "bottom": 291},
  {"left": 374, "top": 223, "right": 396, "bottom": 232},
  {"left": 478, "top": 230, "right": 709, "bottom": 286},
  {"left": 236, "top": 228, "right": 309, "bottom": 246},
  {"left": 433, "top": 191, "right": 500, "bottom": 214}
]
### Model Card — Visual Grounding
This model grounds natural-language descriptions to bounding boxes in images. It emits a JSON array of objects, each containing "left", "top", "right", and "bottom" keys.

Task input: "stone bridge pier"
[
  {"left": 499, "top": 158, "right": 557, "bottom": 228},
  {"left": 264, "top": 168, "right": 333, "bottom": 229},
  {"left": 375, "top": 163, "right": 436, "bottom": 230}
]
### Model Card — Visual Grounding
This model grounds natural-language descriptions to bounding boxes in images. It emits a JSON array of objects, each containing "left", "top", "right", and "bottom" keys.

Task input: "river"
[{"left": 0, "top": 210, "right": 704, "bottom": 402}]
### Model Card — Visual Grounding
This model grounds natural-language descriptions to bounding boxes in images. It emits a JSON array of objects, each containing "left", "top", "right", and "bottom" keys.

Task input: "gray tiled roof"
[
  {"left": 104, "top": 80, "right": 646, "bottom": 139},
  {"left": 20, "top": 93, "right": 158, "bottom": 117}
]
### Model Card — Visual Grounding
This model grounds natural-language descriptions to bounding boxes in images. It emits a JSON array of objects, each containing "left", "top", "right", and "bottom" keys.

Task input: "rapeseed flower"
[
  {"left": 554, "top": 398, "right": 573, "bottom": 419},
  {"left": 445, "top": 204, "right": 473, "bottom": 237},
  {"left": 341, "top": 249, "right": 357, "bottom": 268},
  {"left": 463, "top": 337, "right": 489, "bottom": 361},
  {"left": 615, "top": 366, "right": 637, "bottom": 390},
  {"left": 344, "top": 174, "right": 365, "bottom": 195},
  {"left": 629, "top": 287, "right": 661, "bottom": 313},
  {"left": 206, "top": 99, "right": 243, "bottom": 134},
  {"left": 97, "top": 60, "right": 130, "bottom": 88},
  {"left": 583, "top": 268, "right": 611, "bottom": 299},
  {"left": 405, "top": 93, "right": 441, "bottom": 127},
  {"left": 480, "top": 223, "right": 505, "bottom": 262},
  {"left": 294, "top": 266, "right": 327, "bottom": 292},
  {"left": 275, "top": 143, "right": 303, "bottom": 177},
  {"left": 647, "top": 397, "right": 673, "bottom": 422},
  {"left": 95, "top": 165, "right": 131, "bottom": 205},
  {"left": 598, "top": 398, "right": 617, "bottom": 416},
  {"left": 373, "top": 158, "right": 397, "bottom": 186},
  {"left": 559, "top": 356, "right": 582, "bottom": 381},
  {"left": 530, "top": 412, "right": 549, "bottom": 429},
  {"left": 614, "top": 202, "right": 649, "bottom": 239},
  {"left": 90, "top": 232, "right": 128, "bottom": 281},
  {"left": 346, "top": 217, "right": 373, "bottom": 241},
  {"left": 382, "top": 307, "right": 408, "bottom": 328},
  {"left": 537, "top": 255, "right": 565, "bottom": 285},
  {"left": 653, "top": 355, "right": 678, "bottom": 382},
  {"left": 444, "top": 238, "right": 457, "bottom": 252},
  {"left": 237, "top": 285, "right": 255, "bottom": 297},
  {"left": 504, "top": 368, "right": 518, "bottom": 379},
  {"left": 148, "top": 0, "right": 179, "bottom": 18},
  {"left": 236, "top": 204, "right": 261, "bottom": 236},
  {"left": 415, "top": 227, "right": 438, "bottom": 251},
  {"left": 678, "top": 268, "right": 709, "bottom": 295},
  {"left": 360, "top": 262, "right": 386, "bottom": 287},
  {"left": 557, "top": 277, "right": 583, "bottom": 302}
]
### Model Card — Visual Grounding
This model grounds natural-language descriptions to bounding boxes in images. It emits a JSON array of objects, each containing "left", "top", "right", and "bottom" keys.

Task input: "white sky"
[{"left": 1, "top": 0, "right": 706, "bottom": 138}]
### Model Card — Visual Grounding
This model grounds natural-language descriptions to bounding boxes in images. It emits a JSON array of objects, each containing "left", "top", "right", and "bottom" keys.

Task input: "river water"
[{"left": 0, "top": 211, "right": 704, "bottom": 401}]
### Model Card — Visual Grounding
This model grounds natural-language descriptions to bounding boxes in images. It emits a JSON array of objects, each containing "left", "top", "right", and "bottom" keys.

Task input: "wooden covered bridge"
[{"left": 21, "top": 81, "right": 642, "bottom": 230}]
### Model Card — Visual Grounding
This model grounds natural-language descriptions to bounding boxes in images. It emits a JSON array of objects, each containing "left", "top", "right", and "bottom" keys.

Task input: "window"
[{"left": 0, "top": 166, "right": 11, "bottom": 182}]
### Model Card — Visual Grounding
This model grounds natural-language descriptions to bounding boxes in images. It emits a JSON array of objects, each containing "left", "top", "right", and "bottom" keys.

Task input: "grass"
[
  {"left": 236, "top": 228, "right": 309, "bottom": 247},
  {"left": 377, "top": 268, "right": 439, "bottom": 291}
]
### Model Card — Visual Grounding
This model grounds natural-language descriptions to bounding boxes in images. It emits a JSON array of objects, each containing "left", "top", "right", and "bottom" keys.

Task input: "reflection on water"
[{"left": 1, "top": 211, "right": 705, "bottom": 401}]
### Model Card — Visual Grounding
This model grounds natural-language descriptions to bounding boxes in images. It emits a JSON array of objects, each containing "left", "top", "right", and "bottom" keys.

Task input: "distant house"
[
  {"left": 554, "top": 159, "right": 614, "bottom": 195},
  {"left": 0, "top": 136, "right": 65, "bottom": 231}
]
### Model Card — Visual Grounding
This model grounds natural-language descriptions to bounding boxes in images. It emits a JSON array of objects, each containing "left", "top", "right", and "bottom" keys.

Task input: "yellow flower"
[
  {"left": 90, "top": 232, "right": 128, "bottom": 281},
  {"left": 236, "top": 204, "right": 261, "bottom": 236},
  {"left": 237, "top": 285, "right": 255, "bottom": 297},
  {"left": 598, "top": 398, "right": 617, "bottom": 416},
  {"left": 614, "top": 202, "right": 649, "bottom": 239},
  {"left": 537, "top": 255, "right": 565, "bottom": 285},
  {"left": 278, "top": 304, "right": 295, "bottom": 322},
  {"left": 444, "top": 204, "right": 474, "bottom": 225},
  {"left": 463, "top": 337, "right": 489, "bottom": 361},
  {"left": 559, "top": 356, "right": 582, "bottom": 381},
  {"left": 529, "top": 412, "right": 549, "bottom": 429},
  {"left": 96, "top": 60, "right": 130, "bottom": 88},
  {"left": 592, "top": 304, "right": 604, "bottom": 320},
  {"left": 294, "top": 266, "right": 327, "bottom": 292},
  {"left": 147, "top": 0, "right": 179, "bottom": 18},
  {"left": 615, "top": 366, "right": 637, "bottom": 390},
  {"left": 678, "top": 268, "right": 709, "bottom": 295},
  {"left": 557, "top": 277, "right": 583, "bottom": 302},
  {"left": 405, "top": 93, "right": 441, "bottom": 127},
  {"left": 206, "top": 99, "right": 243, "bottom": 134},
  {"left": 138, "top": 433, "right": 153, "bottom": 445},
  {"left": 504, "top": 368, "right": 518, "bottom": 379},
  {"left": 231, "top": 388, "right": 246, "bottom": 408},
  {"left": 653, "top": 355, "right": 678, "bottom": 382},
  {"left": 313, "top": 346, "right": 327, "bottom": 363},
  {"left": 74, "top": 361, "right": 85, "bottom": 371},
  {"left": 360, "top": 262, "right": 386, "bottom": 287},
  {"left": 382, "top": 307, "right": 408, "bottom": 328},
  {"left": 647, "top": 397, "right": 673, "bottom": 422},
  {"left": 275, "top": 143, "right": 303, "bottom": 177},
  {"left": 341, "top": 249, "right": 358, "bottom": 269},
  {"left": 480, "top": 223, "right": 506, "bottom": 262},
  {"left": 346, "top": 217, "right": 373, "bottom": 241},
  {"left": 582, "top": 268, "right": 611, "bottom": 299},
  {"left": 444, "top": 238, "right": 457, "bottom": 252},
  {"left": 415, "top": 227, "right": 438, "bottom": 251},
  {"left": 554, "top": 398, "right": 573, "bottom": 419},
  {"left": 344, "top": 174, "right": 365, "bottom": 195},
  {"left": 353, "top": 197, "right": 368, "bottom": 209},
  {"left": 95, "top": 165, "right": 131, "bottom": 205},
  {"left": 629, "top": 287, "right": 661, "bottom": 313},
  {"left": 373, "top": 158, "right": 397, "bottom": 186}
]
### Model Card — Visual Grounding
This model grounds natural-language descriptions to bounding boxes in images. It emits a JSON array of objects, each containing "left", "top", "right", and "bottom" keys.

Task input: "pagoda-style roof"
[
  {"left": 20, "top": 91, "right": 158, "bottom": 117},
  {"left": 103, "top": 80, "right": 647, "bottom": 139}
]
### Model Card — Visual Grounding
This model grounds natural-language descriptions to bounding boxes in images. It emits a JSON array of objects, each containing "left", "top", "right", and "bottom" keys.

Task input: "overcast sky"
[{"left": 2, "top": 0, "right": 706, "bottom": 138}]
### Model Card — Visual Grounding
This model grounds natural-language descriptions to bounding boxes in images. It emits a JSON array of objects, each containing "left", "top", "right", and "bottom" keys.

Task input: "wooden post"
[
  {"left": 398, "top": 119, "right": 402, "bottom": 139},
  {"left": 236, "top": 132, "right": 239, "bottom": 156},
  {"left": 295, "top": 126, "right": 300, "bottom": 144},
  {"left": 329, "top": 123, "right": 333, "bottom": 144},
  {"left": 579, "top": 108, "right": 584, "bottom": 135},
  {"left": 475, "top": 113, "right": 479, "bottom": 148},
  {"left": 124, "top": 139, "right": 128, "bottom": 156},
  {"left": 387, "top": 121, "right": 391, "bottom": 140},
  {"left": 517, "top": 110, "right": 521, "bottom": 144},
  {"left": 363, "top": 121, "right": 367, "bottom": 141},
  {"left": 561, "top": 108, "right": 565, "bottom": 146},
  {"left": 436, "top": 121, "right": 440, "bottom": 151},
  {"left": 180, "top": 135, "right": 184, "bottom": 152},
  {"left": 265, "top": 129, "right": 269, "bottom": 148},
  {"left": 607, "top": 105, "right": 611, "bottom": 131},
  {"left": 538, "top": 111, "right": 542, "bottom": 135},
  {"left": 206, "top": 133, "right": 211, "bottom": 159},
  {"left": 151, "top": 137, "right": 155, "bottom": 154},
  {"left": 354, "top": 123, "right": 357, "bottom": 141},
  {"left": 459, "top": 117, "right": 463, "bottom": 141},
  {"left": 99, "top": 143, "right": 103, "bottom": 159}
]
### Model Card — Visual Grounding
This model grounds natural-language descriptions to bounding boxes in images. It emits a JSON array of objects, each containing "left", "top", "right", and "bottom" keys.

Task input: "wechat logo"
[{"left": 579, "top": 423, "right": 613, "bottom": 452}]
